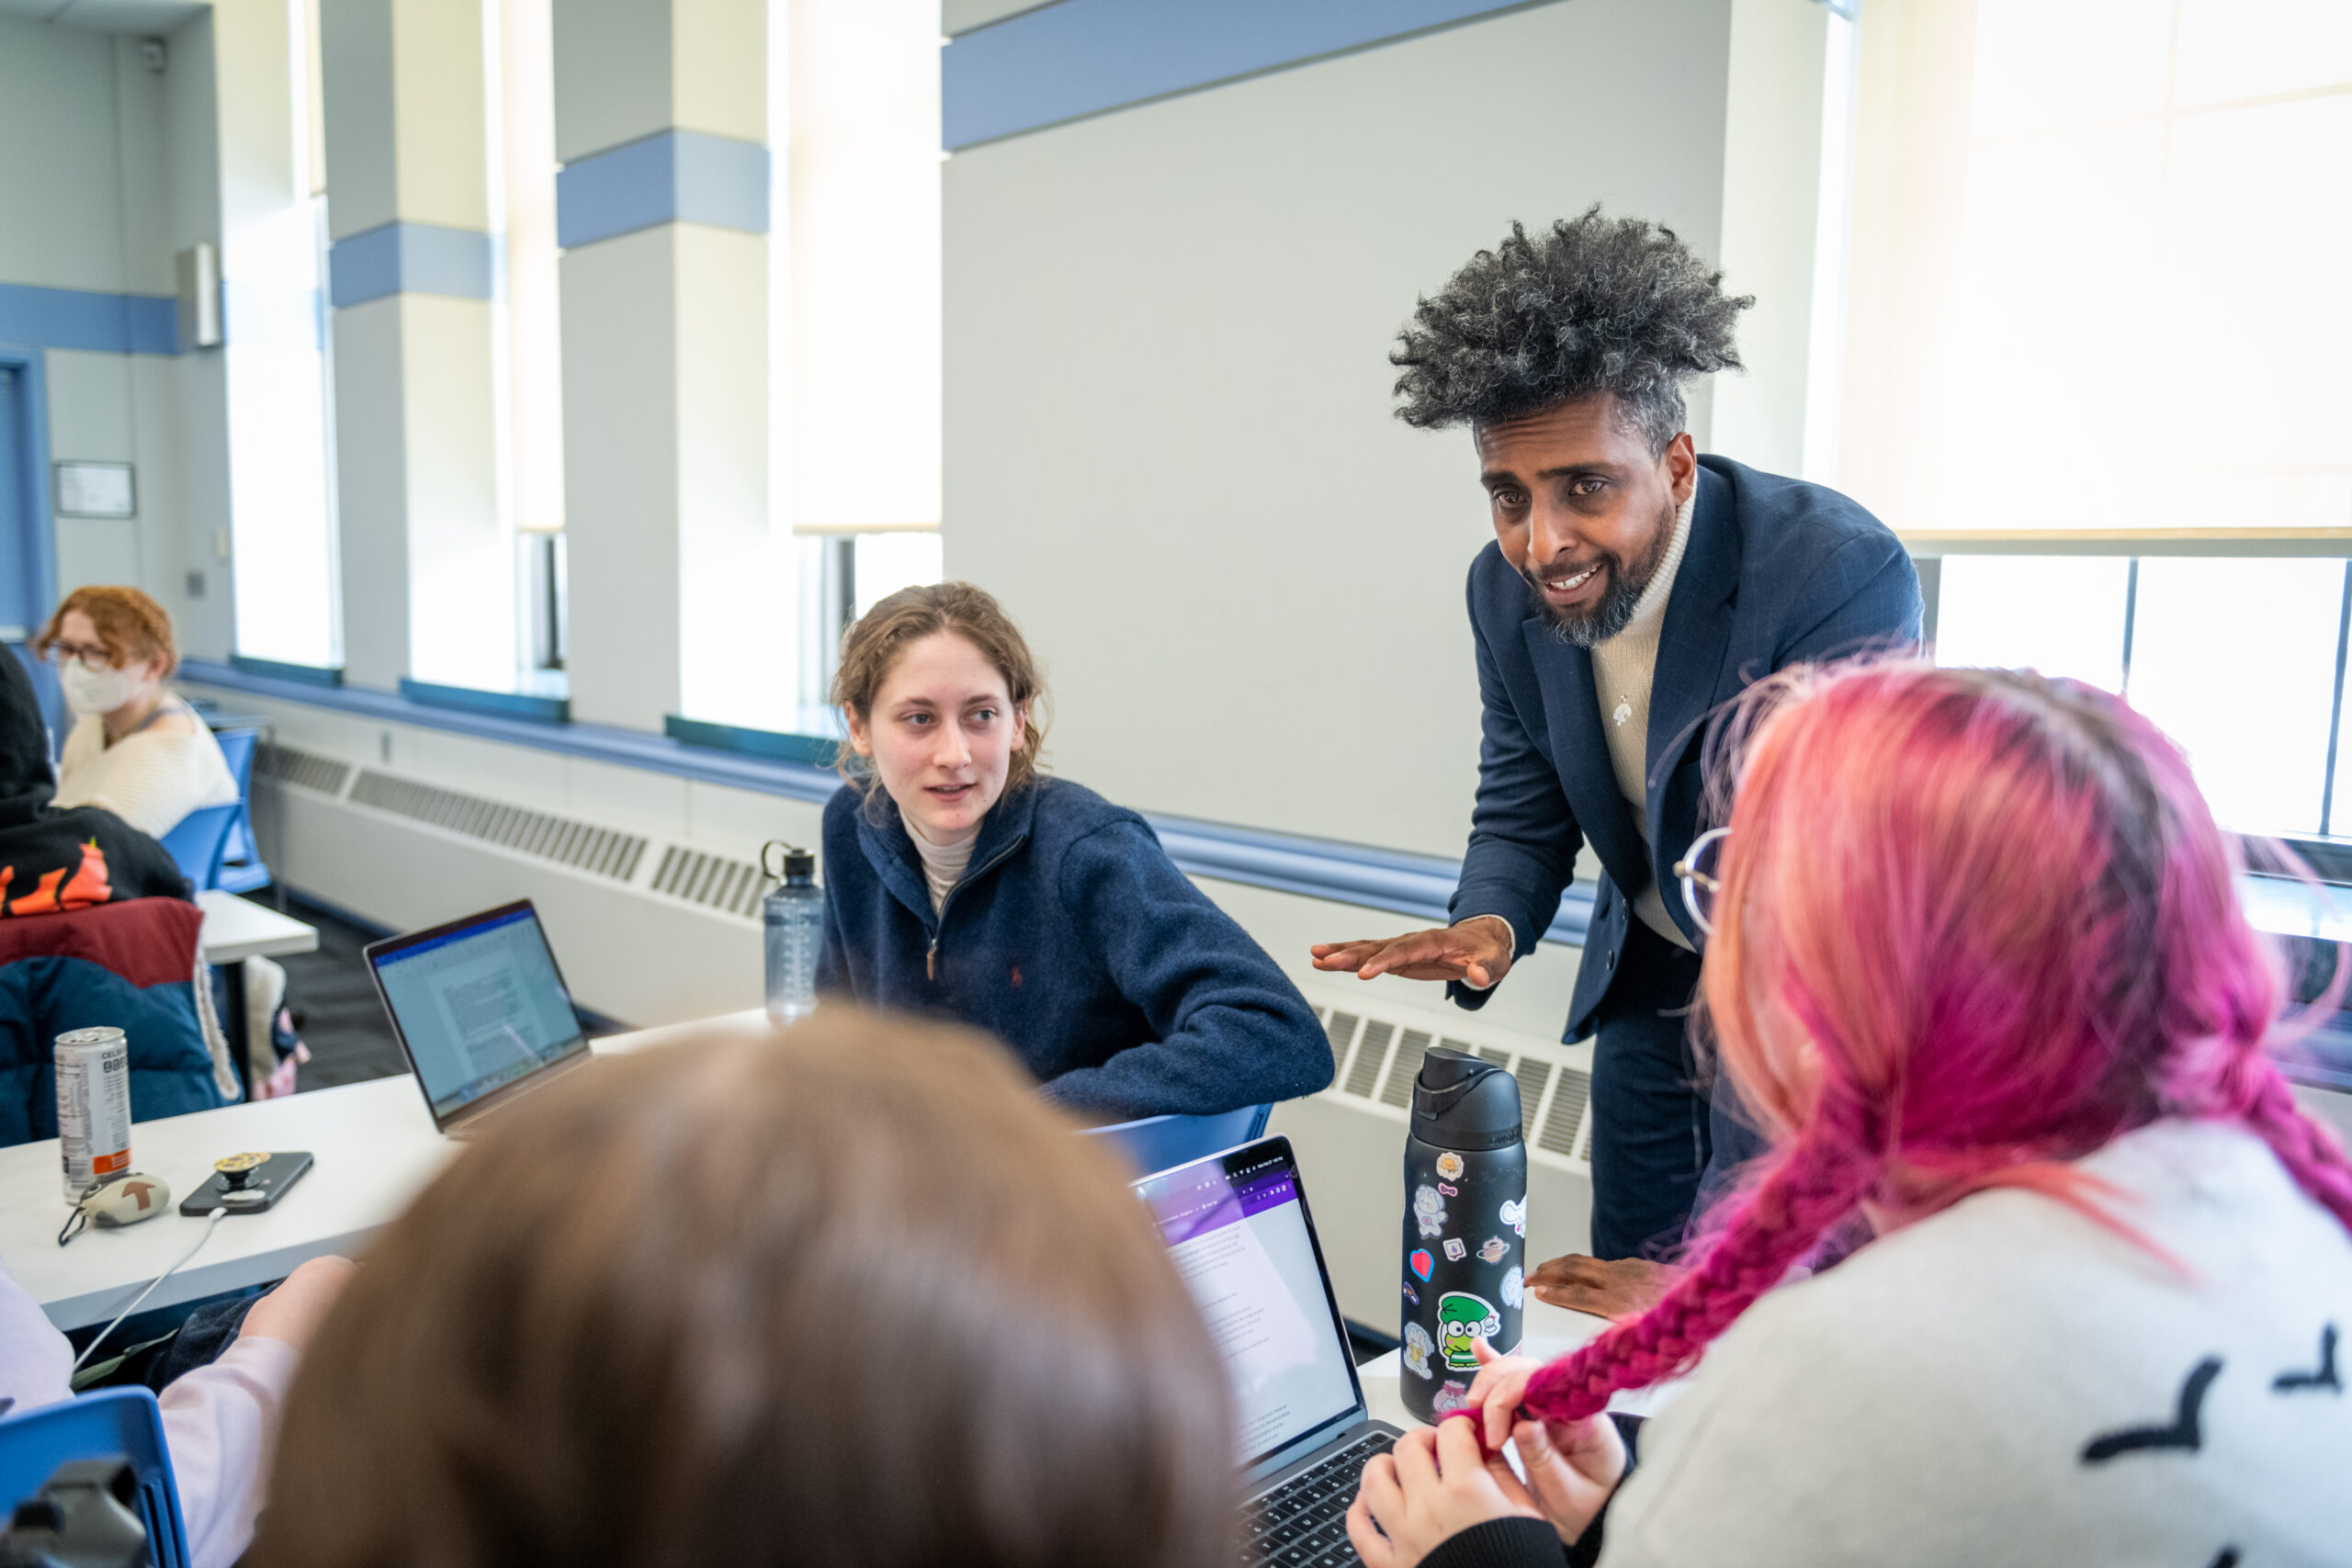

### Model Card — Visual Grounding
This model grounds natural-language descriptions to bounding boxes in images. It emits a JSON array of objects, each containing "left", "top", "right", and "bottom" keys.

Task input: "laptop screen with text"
[
  {"left": 1136, "top": 1140, "right": 1363, "bottom": 1470},
  {"left": 370, "top": 904, "right": 585, "bottom": 1120}
]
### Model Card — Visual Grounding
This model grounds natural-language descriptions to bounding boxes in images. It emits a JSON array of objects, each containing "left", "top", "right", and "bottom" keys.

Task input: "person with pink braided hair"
[{"left": 1347, "top": 663, "right": 2352, "bottom": 1568}]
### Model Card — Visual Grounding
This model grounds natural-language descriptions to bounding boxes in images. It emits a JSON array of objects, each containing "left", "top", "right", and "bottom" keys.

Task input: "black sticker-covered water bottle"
[{"left": 1399, "top": 1046, "right": 1527, "bottom": 1423}]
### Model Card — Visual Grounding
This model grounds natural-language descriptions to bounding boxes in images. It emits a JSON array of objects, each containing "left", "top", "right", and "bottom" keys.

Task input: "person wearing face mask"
[
  {"left": 815, "top": 582, "right": 1333, "bottom": 1120},
  {"left": 37, "top": 586, "right": 311, "bottom": 1096},
  {"left": 37, "top": 586, "right": 239, "bottom": 839}
]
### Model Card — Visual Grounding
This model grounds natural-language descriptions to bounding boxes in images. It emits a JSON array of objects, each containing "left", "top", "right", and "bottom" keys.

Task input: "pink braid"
[
  {"left": 1519, "top": 1101, "right": 1883, "bottom": 1425},
  {"left": 2236, "top": 1065, "right": 2352, "bottom": 1237}
]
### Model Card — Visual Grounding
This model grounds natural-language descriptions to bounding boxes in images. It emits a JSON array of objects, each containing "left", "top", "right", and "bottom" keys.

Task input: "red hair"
[
  {"left": 1520, "top": 663, "right": 2352, "bottom": 1423},
  {"left": 36, "top": 585, "right": 179, "bottom": 676}
]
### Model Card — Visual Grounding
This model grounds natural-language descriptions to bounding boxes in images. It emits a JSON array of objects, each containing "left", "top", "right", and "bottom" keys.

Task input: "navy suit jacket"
[{"left": 1448, "top": 456, "right": 1923, "bottom": 1042}]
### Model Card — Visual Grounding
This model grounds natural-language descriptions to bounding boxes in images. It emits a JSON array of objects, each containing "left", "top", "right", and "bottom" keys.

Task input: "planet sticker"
[
  {"left": 1409, "top": 1248, "right": 1434, "bottom": 1281},
  {"left": 1479, "top": 1236, "right": 1510, "bottom": 1264}
]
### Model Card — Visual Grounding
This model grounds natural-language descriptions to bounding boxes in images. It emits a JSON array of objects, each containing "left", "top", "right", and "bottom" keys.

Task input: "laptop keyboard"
[{"left": 1237, "top": 1431, "right": 1396, "bottom": 1568}]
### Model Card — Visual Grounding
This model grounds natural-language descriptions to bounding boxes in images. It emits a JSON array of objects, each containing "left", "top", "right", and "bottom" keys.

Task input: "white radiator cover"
[{"left": 197, "top": 682, "right": 1597, "bottom": 1329}]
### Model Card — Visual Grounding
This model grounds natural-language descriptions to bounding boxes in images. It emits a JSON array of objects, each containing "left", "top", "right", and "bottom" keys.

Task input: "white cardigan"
[
  {"left": 1602, "top": 1119, "right": 2352, "bottom": 1567},
  {"left": 54, "top": 695, "right": 240, "bottom": 840}
]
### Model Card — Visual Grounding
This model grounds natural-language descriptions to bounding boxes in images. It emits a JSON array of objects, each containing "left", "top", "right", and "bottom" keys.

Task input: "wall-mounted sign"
[{"left": 54, "top": 462, "right": 135, "bottom": 519}]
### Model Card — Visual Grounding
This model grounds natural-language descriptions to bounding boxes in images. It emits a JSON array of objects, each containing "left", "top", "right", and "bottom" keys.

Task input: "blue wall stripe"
[
  {"left": 178, "top": 657, "right": 1598, "bottom": 946},
  {"left": 329, "top": 221, "right": 499, "bottom": 309},
  {"left": 557, "top": 130, "right": 771, "bottom": 250},
  {"left": 944, "top": 0, "right": 1549, "bottom": 149},
  {"left": 0, "top": 283, "right": 178, "bottom": 356}
]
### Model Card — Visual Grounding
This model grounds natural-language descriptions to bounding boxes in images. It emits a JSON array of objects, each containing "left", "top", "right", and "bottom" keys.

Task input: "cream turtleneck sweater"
[
  {"left": 1589, "top": 483, "right": 1697, "bottom": 951},
  {"left": 909, "top": 819, "right": 977, "bottom": 915}
]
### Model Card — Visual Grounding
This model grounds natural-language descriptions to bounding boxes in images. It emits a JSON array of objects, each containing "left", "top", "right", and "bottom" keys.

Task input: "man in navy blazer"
[{"left": 1315, "top": 212, "right": 1920, "bottom": 1303}]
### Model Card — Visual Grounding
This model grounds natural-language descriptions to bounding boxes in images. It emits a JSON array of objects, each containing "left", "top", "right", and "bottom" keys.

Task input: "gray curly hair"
[{"left": 1391, "top": 209, "right": 1751, "bottom": 454}]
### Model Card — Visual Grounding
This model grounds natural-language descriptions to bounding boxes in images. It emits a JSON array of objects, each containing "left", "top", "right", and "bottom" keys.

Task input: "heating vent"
[
  {"left": 648, "top": 846, "right": 772, "bottom": 918},
  {"left": 1536, "top": 1068, "right": 1590, "bottom": 1160},
  {"left": 1378, "top": 1029, "right": 1434, "bottom": 1107},
  {"left": 254, "top": 742, "right": 350, "bottom": 796},
  {"left": 348, "top": 770, "right": 648, "bottom": 882},
  {"left": 1314, "top": 1002, "right": 1593, "bottom": 1170},
  {"left": 1343, "top": 1020, "right": 1394, "bottom": 1100},
  {"left": 1513, "top": 1058, "right": 1553, "bottom": 1141}
]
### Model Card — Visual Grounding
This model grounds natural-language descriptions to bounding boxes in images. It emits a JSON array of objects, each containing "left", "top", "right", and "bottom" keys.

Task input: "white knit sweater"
[
  {"left": 54, "top": 694, "right": 240, "bottom": 839},
  {"left": 1600, "top": 1119, "right": 2352, "bottom": 1567}
]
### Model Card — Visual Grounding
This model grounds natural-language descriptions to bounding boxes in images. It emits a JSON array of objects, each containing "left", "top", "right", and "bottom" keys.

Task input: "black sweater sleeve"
[{"left": 1418, "top": 1517, "right": 1571, "bottom": 1568}]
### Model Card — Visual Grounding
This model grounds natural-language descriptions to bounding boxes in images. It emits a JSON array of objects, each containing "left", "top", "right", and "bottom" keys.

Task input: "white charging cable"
[{"left": 71, "top": 1209, "right": 227, "bottom": 1374}]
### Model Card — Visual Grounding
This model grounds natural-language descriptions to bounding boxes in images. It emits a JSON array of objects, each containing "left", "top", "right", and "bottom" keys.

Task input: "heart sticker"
[{"left": 1410, "top": 1248, "right": 1434, "bottom": 1281}]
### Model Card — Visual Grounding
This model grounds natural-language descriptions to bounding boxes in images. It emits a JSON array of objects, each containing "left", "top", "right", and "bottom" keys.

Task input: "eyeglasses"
[
  {"left": 1672, "top": 826, "right": 1729, "bottom": 938},
  {"left": 42, "top": 640, "right": 118, "bottom": 674}
]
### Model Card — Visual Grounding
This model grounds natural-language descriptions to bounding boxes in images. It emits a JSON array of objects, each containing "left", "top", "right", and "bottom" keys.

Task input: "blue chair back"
[
  {"left": 157, "top": 805, "right": 238, "bottom": 890},
  {"left": 204, "top": 728, "right": 271, "bottom": 895},
  {"left": 0, "top": 1388, "right": 190, "bottom": 1568},
  {"left": 1080, "top": 1102, "right": 1272, "bottom": 1177}
]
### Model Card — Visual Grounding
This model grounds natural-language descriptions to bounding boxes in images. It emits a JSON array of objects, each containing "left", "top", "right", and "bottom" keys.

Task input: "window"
[
  {"left": 1934, "top": 556, "right": 2352, "bottom": 838},
  {"left": 228, "top": 0, "right": 340, "bottom": 671},
  {"left": 1849, "top": 1, "right": 2352, "bottom": 846},
  {"left": 501, "top": 0, "right": 566, "bottom": 695}
]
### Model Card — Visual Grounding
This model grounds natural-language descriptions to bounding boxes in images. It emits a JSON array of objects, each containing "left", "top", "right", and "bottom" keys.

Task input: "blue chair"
[
  {"left": 0, "top": 1387, "right": 190, "bottom": 1568},
  {"left": 157, "top": 805, "right": 239, "bottom": 891},
  {"left": 1080, "top": 1102, "right": 1273, "bottom": 1177},
  {"left": 206, "top": 729, "right": 270, "bottom": 896}
]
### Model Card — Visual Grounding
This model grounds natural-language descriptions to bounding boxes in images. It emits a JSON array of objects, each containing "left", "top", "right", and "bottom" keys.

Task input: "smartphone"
[{"left": 179, "top": 1151, "right": 315, "bottom": 1215}]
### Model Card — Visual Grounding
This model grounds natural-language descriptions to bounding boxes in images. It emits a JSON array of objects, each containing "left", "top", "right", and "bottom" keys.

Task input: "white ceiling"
[{"left": 0, "top": 0, "right": 206, "bottom": 36}]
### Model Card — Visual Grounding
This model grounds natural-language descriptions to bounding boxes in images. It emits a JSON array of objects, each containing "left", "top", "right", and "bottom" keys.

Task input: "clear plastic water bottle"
[{"left": 762, "top": 841, "right": 821, "bottom": 1024}]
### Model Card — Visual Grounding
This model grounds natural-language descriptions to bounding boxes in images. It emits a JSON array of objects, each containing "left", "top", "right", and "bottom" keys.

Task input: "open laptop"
[
  {"left": 363, "top": 900, "right": 592, "bottom": 1137},
  {"left": 1133, "top": 1136, "right": 1403, "bottom": 1567}
]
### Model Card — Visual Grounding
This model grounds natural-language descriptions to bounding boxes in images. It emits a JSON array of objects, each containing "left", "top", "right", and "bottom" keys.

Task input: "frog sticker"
[
  {"left": 1413, "top": 1183, "right": 1448, "bottom": 1238},
  {"left": 1436, "top": 1291, "right": 1501, "bottom": 1372},
  {"left": 1402, "top": 1322, "right": 1435, "bottom": 1380}
]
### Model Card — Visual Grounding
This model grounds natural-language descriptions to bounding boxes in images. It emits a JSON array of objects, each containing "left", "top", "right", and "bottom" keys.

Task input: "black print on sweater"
[
  {"left": 2080, "top": 1357, "right": 2222, "bottom": 1463},
  {"left": 2271, "top": 1323, "right": 2339, "bottom": 1394}
]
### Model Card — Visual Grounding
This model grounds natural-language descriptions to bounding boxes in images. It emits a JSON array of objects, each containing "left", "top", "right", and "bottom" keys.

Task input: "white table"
[
  {"left": 194, "top": 889, "right": 317, "bottom": 964},
  {"left": 2, "top": 1009, "right": 767, "bottom": 1329},
  {"left": 1361, "top": 1298, "right": 1685, "bottom": 1428}
]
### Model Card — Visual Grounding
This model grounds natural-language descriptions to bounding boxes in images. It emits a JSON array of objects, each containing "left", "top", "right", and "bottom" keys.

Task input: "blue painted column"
[
  {"left": 320, "top": 0, "right": 514, "bottom": 691},
  {"left": 551, "top": 0, "right": 775, "bottom": 733}
]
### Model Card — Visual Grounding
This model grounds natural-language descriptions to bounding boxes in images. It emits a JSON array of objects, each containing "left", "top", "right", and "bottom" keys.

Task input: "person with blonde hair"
[
  {"left": 250, "top": 1010, "right": 1238, "bottom": 1568},
  {"left": 817, "top": 581, "right": 1330, "bottom": 1119}
]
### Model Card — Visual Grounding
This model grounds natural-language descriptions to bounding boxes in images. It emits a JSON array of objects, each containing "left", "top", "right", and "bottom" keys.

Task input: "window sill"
[{"left": 401, "top": 677, "right": 571, "bottom": 725}]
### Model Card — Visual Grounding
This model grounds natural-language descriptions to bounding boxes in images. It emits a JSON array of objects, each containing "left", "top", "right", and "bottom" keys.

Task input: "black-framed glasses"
[
  {"left": 1673, "top": 826, "right": 1729, "bottom": 937},
  {"left": 42, "top": 641, "right": 117, "bottom": 673}
]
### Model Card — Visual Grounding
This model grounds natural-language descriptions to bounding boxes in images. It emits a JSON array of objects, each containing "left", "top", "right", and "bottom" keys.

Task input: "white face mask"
[{"left": 60, "top": 660, "right": 143, "bottom": 717}]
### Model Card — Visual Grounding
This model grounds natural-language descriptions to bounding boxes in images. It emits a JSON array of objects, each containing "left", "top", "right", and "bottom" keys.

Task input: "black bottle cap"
[
  {"left": 783, "top": 851, "right": 815, "bottom": 884},
  {"left": 1411, "top": 1046, "right": 1521, "bottom": 1151}
]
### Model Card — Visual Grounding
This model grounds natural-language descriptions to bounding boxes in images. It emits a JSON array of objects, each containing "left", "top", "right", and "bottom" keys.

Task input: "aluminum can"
[{"left": 56, "top": 1027, "right": 131, "bottom": 1202}]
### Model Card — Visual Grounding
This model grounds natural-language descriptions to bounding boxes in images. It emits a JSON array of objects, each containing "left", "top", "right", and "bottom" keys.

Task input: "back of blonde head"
[{"left": 254, "top": 1010, "right": 1235, "bottom": 1568}]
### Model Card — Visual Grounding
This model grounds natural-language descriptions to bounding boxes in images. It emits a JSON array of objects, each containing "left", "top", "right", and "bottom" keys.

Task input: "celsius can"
[{"left": 56, "top": 1026, "right": 132, "bottom": 1202}]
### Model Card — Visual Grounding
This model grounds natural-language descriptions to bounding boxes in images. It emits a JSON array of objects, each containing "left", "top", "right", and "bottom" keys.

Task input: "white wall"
[
  {"left": 944, "top": 0, "right": 1736, "bottom": 860},
  {"left": 0, "top": 17, "right": 201, "bottom": 639}
]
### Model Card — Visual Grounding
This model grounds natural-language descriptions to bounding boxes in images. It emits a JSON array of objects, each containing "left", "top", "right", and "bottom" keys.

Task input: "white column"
[
  {"left": 320, "top": 0, "right": 514, "bottom": 692},
  {"left": 552, "top": 0, "right": 779, "bottom": 733}
]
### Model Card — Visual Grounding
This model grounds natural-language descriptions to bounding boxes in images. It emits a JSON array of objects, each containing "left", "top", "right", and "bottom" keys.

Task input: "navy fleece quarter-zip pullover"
[{"left": 815, "top": 776, "right": 1333, "bottom": 1120}]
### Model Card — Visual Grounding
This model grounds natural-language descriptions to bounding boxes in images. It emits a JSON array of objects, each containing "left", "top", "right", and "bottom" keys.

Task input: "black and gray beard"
[{"left": 1522, "top": 498, "right": 1679, "bottom": 649}]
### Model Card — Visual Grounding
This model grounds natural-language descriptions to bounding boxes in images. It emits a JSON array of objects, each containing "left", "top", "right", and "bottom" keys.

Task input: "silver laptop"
[
  {"left": 1134, "top": 1136, "right": 1403, "bottom": 1566},
  {"left": 364, "top": 899, "right": 593, "bottom": 1137}
]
